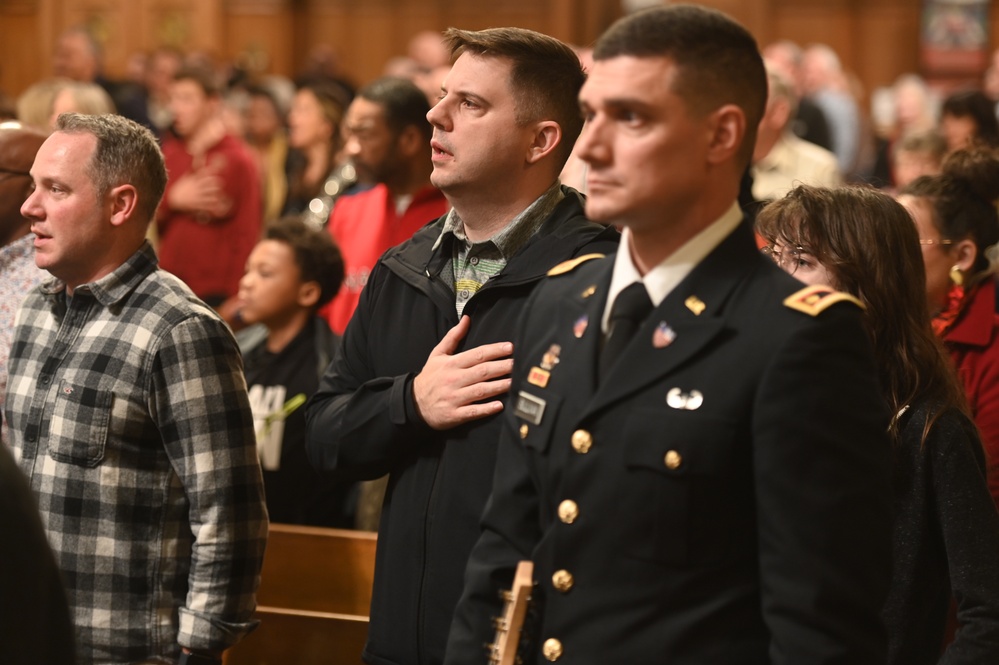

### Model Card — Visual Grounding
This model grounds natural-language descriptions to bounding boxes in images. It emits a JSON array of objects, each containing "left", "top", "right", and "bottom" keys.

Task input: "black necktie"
[{"left": 600, "top": 282, "right": 653, "bottom": 380}]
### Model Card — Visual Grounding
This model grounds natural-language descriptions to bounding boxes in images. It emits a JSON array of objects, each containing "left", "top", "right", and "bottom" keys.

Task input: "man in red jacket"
[
  {"left": 321, "top": 76, "right": 449, "bottom": 334},
  {"left": 157, "top": 65, "right": 261, "bottom": 323}
]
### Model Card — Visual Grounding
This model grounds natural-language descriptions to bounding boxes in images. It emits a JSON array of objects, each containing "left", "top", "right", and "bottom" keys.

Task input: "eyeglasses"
[
  {"left": 0, "top": 166, "right": 30, "bottom": 178},
  {"left": 918, "top": 238, "right": 955, "bottom": 246},
  {"left": 761, "top": 244, "right": 806, "bottom": 275}
]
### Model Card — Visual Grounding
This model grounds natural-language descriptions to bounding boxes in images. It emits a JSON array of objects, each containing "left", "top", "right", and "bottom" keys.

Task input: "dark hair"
[
  {"left": 443, "top": 26, "right": 585, "bottom": 168},
  {"left": 56, "top": 112, "right": 167, "bottom": 224},
  {"left": 756, "top": 185, "right": 970, "bottom": 442},
  {"left": 357, "top": 76, "right": 432, "bottom": 142},
  {"left": 900, "top": 146, "right": 999, "bottom": 280},
  {"left": 287, "top": 81, "right": 350, "bottom": 203},
  {"left": 173, "top": 65, "right": 221, "bottom": 97},
  {"left": 245, "top": 84, "right": 283, "bottom": 117},
  {"left": 941, "top": 90, "right": 999, "bottom": 148},
  {"left": 264, "top": 216, "right": 344, "bottom": 309},
  {"left": 297, "top": 80, "right": 350, "bottom": 129},
  {"left": 593, "top": 4, "right": 767, "bottom": 169}
]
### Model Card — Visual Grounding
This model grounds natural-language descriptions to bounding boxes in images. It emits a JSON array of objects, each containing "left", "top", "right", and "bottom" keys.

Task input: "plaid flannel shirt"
[{"left": 4, "top": 242, "right": 268, "bottom": 663}]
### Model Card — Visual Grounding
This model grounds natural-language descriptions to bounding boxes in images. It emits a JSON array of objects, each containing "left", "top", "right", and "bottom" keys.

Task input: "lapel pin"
[
  {"left": 652, "top": 321, "right": 677, "bottom": 348},
  {"left": 573, "top": 315, "right": 589, "bottom": 339},
  {"left": 667, "top": 388, "right": 704, "bottom": 410},
  {"left": 540, "top": 344, "right": 561, "bottom": 370},
  {"left": 684, "top": 295, "right": 706, "bottom": 316},
  {"left": 581, "top": 285, "right": 597, "bottom": 298},
  {"left": 527, "top": 366, "right": 550, "bottom": 388}
]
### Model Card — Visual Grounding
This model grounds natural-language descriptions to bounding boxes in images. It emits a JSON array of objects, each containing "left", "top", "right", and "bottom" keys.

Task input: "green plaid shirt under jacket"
[{"left": 4, "top": 242, "right": 268, "bottom": 663}]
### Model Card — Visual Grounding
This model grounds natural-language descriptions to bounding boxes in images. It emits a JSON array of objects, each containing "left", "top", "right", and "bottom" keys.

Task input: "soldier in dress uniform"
[{"left": 445, "top": 6, "right": 894, "bottom": 664}]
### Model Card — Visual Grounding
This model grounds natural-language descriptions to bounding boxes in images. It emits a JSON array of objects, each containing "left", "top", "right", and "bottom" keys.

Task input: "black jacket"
[
  {"left": 305, "top": 188, "right": 619, "bottom": 665},
  {"left": 884, "top": 401, "right": 999, "bottom": 665},
  {"left": 446, "top": 220, "right": 894, "bottom": 665}
]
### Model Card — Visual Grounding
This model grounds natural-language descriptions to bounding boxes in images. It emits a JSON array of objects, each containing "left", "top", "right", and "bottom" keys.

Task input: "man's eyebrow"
[{"left": 580, "top": 96, "right": 657, "bottom": 113}]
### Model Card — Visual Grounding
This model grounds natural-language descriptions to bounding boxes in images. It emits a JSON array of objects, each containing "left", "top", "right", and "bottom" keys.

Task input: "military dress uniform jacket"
[
  {"left": 305, "top": 188, "right": 619, "bottom": 665},
  {"left": 445, "top": 220, "right": 894, "bottom": 665}
]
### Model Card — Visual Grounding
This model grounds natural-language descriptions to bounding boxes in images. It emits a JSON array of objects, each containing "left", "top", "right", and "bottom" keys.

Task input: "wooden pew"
[{"left": 225, "top": 524, "right": 377, "bottom": 665}]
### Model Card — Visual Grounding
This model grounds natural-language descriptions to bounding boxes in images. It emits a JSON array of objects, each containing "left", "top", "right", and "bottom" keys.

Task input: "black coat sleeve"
[{"left": 304, "top": 262, "right": 432, "bottom": 480}]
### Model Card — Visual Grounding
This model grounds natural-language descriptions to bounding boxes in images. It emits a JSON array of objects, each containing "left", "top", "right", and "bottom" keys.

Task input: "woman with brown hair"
[
  {"left": 898, "top": 148, "right": 999, "bottom": 511},
  {"left": 282, "top": 79, "right": 355, "bottom": 225},
  {"left": 757, "top": 185, "right": 999, "bottom": 665}
]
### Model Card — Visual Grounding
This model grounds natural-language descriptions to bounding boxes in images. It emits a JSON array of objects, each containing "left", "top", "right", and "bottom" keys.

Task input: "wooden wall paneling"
[
  {"left": 143, "top": 0, "right": 224, "bottom": 58},
  {"left": 696, "top": 0, "right": 771, "bottom": 40},
  {"left": 0, "top": 9, "right": 42, "bottom": 100},
  {"left": 853, "top": 1, "right": 920, "bottom": 92},
  {"left": 301, "top": 2, "right": 396, "bottom": 88},
  {"left": 222, "top": 2, "right": 296, "bottom": 78},
  {"left": 770, "top": 1, "right": 856, "bottom": 66}
]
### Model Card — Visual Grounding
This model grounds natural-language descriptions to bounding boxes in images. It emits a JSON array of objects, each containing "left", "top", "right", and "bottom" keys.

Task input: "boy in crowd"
[{"left": 237, "top": 216, "right": 356, "bottom": 527}]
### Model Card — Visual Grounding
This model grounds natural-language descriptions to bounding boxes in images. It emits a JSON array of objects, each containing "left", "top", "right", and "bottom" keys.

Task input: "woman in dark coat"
[{"left": 757, "top": 185, "right": 999, "bottom": 665}]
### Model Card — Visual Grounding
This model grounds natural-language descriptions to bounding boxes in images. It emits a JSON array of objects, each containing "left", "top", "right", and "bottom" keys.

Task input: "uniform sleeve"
[
  {"left": 305, "top": 263, "right": 432, "bottom": 480},
  {"left": 150, "top": 314, "right": 268, "bottom": 652},
  {"left": 932, "top": 415, "right": 999, "bottom": 664},
  {"left": 444, "top": 288, "right": 545, "bottom": 664},
  {"left": 753, "top": 303, "right": 893, "bottom": 665}
]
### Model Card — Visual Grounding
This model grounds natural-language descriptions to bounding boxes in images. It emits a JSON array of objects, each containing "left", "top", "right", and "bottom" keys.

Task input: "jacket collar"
[
  {"left": 41, "top": 241, "right": 158, "bottom": 307},
  {"left": 387, "top": 185, "right": 602, "bottom": 284}
]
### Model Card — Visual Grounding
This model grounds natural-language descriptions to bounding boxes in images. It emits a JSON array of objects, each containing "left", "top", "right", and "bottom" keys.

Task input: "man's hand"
[
  {"left": 165, "top": 156, "right": 233, "bottom": 219},
  {"left": 413, "top": 316, "right": 514, "bottom": 430}
]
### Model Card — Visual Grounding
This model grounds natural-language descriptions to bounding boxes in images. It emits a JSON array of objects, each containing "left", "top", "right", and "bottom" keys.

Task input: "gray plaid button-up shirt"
[{"left": 4, "top": 242, "right": 267, "bottom": 663}]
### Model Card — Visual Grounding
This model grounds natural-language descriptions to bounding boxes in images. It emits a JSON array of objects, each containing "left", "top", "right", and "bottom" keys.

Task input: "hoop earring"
[{"left": 950, "top": 265, "right": 964, "bottom": 286}]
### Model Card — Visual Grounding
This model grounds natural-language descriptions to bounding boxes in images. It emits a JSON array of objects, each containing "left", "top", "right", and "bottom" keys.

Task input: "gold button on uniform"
[
  {"left": 520, "top": 424, "right": 529, "bottom": 439},
  {"left": 552, "top": 569, "right": 574, "bottom": 593},
  {"left": 558, "top": 500, "right": 579, "bottom": 524},
  {"left": 571, "top": 429, "right": 592, "bottom": 453},
  {"left": 664, "top": 449, "right": 683, "bottom": 470},
  {"left": 542, "top": 638, "right": 564, "bottom": 661}
]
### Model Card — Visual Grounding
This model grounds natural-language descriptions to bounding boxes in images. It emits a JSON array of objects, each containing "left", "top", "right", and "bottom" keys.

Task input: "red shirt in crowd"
[
  {"left": 321, "top": 183, "right": 449, "bottom": 334},
  {"left": 157, "top": 134, "right": 262, "bottom": 303}
]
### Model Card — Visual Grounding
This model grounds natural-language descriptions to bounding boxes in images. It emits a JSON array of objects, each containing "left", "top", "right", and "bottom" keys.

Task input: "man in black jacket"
[
  {"left": 305, "top": 27, "right": 618, "bottom": 665},
  {"left": 446, "top": 6, "right": 893, "bottom": 665}
]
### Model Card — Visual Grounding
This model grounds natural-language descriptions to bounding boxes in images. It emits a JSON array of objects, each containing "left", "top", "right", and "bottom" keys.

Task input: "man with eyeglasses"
[{"left": 0, "top": 121, "right": 47, "bottom": 443}]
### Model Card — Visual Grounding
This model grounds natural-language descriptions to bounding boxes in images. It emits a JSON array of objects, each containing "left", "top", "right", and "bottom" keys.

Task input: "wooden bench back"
[
  {"left": 257, "top": 524, "right": 377, "bottom": 615},
  {"left": 224, "top": 524, "right": 377, "bottom": 665}
]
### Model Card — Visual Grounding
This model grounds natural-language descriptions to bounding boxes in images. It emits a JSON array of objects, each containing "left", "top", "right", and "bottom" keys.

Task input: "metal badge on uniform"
[
  {"left": 541, "top": 344, "right": 561, "bottom": 370},
  {"left": 581, "top": 284, "right": 597, "bottom": 298},
  {"left": 573, "top": 315, "right": 589, "bottom": 338},
  {"left": 514, "top": 391, "right": 547, "bottom": 425},
  {"left": 667, "top": 387, "right": 704, "bottom": 410},
  {"left": 527, "top": 367, "right": 550, "bottom": 388},
  {"left": 685, "top": 295, "right": 706, "bottom": 316},
  {"left": 652, "top": 321, "right": 676, "bottom": 348}
]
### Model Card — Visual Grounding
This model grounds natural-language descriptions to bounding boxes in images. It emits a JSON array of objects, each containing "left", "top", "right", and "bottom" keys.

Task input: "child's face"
[{"left": 238, "top": 240, "right": 308, "bottom": 328}]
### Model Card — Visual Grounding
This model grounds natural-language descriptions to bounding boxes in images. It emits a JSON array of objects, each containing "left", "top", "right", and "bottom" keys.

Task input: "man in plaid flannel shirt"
[{"left": 3, "top": 112, "right": 268, "bottom": 665}]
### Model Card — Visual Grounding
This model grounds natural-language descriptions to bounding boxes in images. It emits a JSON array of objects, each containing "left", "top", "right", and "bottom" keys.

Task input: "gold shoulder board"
[
  {"left": 547, "top": 253, "right": 605, "bottom": 277},
  {"left": 783, "top": 284, "right": 865, "bottom": 316}
]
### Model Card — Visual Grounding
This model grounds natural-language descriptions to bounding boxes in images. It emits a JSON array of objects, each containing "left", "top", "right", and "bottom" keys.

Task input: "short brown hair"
[
  {"left": 173, "top": 65, "right": 220, "bottom": 97},
  {"left": 56, "top": 112, "right": 167, "bottom": 224},
  {"left": 443, "top": 27, "right": 585, "bottom": 169},
  {"left": 593, "top": 4, "right": 767, "bottom": 169}
]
